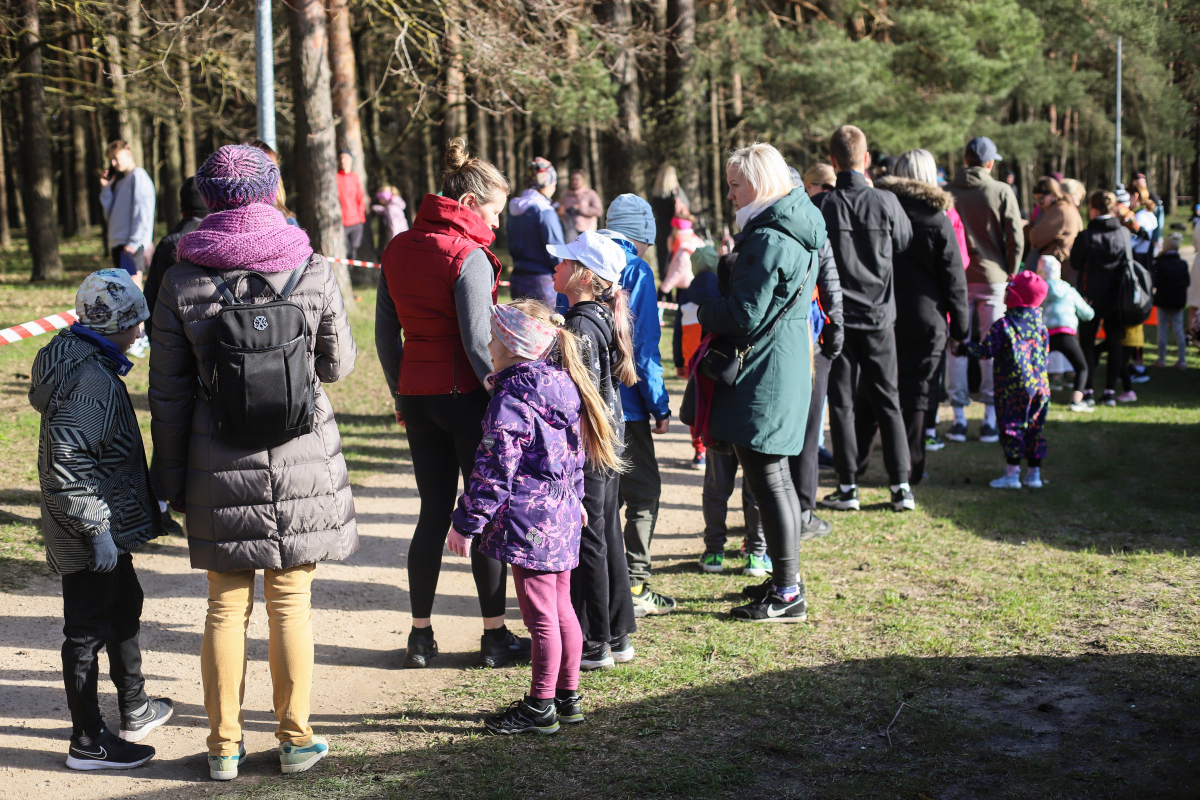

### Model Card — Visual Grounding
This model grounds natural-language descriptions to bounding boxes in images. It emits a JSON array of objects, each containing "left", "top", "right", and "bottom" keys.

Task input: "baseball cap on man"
[
  {"left": 964, "top": 136, "right": 1002, "bottom": 163},
  {"left": 547, "top": 230, "right": 627, "bottom": 285}
]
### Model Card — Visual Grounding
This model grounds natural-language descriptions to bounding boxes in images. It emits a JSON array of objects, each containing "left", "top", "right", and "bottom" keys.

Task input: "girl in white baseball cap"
[{"left": 548, "top": 231, "right": 640, "bottom": 670}]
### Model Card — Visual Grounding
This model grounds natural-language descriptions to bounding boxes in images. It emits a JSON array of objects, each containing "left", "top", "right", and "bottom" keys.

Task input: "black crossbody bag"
[{"left": 698, "top": 287, "right": 804, "bottom": 387}]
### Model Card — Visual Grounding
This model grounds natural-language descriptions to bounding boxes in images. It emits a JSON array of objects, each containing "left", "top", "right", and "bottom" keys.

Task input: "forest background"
[{"left": 0, "top": 0, "right": 1197, "bottom": 281}]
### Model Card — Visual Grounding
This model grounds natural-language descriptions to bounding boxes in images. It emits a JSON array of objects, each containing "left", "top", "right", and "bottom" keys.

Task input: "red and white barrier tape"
[{"left": 0, "top": 308, "right": 77, "bottom": 347}]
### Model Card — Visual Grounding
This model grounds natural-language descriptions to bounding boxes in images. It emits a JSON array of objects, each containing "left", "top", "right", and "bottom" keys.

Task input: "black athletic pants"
[
  {"left": 1049, "top": 332, "right": 1088, "bottom": 393},
  {"left": 571, "top": 467, "right": 637, "bottom": 644},
  {"left": 856, "top": 333, "right": 943, "bottom": 485},
  {"left": 61, "top": 553, "right": 149, "bottom": 738},
  {"left": 401, "top": 390, "right": 507, "bottom": 619},
  {"left": 790, "top": 352, "right": 833, "bottom": 511},
  {"left": 734, "top": 445, "right": 800, "bottom": 584},
  {"left": 828, "top": 327, "right": 911, "bottom": 486},
  {"left": 1079, "top": 313, "right": 1130, "bottom": 393}
]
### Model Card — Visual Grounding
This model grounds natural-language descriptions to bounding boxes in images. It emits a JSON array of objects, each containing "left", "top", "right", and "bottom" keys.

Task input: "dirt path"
[{"left": 0, "top": 422, "right": 704, "bottom": 799}]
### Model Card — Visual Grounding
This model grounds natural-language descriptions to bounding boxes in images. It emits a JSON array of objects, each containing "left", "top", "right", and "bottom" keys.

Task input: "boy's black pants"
[{"left": 61, "top": 552, "right": 148, "bottom": 737}]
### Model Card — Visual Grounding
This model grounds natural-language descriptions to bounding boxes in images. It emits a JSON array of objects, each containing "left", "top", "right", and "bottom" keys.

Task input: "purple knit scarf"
[{"left": 177, "top": 203, "right": 313, "bottom": 273}]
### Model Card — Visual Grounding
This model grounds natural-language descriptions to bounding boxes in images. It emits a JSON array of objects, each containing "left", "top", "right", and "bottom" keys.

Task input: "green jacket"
[{"left": 698, "top": 189, "right": 826, "bottom": 455}]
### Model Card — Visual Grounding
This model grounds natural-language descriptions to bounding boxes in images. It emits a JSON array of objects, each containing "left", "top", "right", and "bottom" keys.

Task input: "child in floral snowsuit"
[
  {"left": 448, "top": 300, "right": 624, "bottom": 737},
  {"left": 958, "top": 271, "right": 1051, "bottom": 489}
]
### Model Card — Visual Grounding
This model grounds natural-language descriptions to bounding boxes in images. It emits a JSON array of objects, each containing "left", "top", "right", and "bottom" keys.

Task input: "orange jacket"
[{"left": 337, "top": 170, "right": 366, "bottom": 227}]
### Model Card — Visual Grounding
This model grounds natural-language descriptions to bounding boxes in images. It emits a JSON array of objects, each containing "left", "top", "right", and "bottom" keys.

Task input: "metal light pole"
[
  {"left": 255, "top": 0, "right": 276, "bottom": 150},
  {"left": 1114, "top": 36, "right": 1122, "bottom": 188}
]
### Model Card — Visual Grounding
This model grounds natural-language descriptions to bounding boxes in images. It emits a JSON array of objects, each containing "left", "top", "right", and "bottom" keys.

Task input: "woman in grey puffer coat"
[{"left": 148, "top": 145, "right": 356, "bottom": 779}]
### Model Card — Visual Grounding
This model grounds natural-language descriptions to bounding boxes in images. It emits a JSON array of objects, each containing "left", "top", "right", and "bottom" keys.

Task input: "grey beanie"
[{"left": 604, "top": 193, "right": 656, "bottom": 245}]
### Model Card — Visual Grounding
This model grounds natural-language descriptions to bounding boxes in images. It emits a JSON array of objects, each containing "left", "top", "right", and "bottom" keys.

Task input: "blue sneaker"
[
  {"left": 208, "top": 740, "right": 247, "bottom": 781},
  {"left": 744, "top": 553, "right": 772, "bottom": 577},
  {"left": 279, "top": 734, "right": 328, "bottom": 774},
  {"left": 699, "top": 551, "right": 724, "bottom": 573},
  {"left": 691, "top": 453, "right": 706, "bottom": 471}
]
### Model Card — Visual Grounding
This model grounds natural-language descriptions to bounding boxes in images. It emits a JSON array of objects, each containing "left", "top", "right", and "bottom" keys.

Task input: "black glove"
[
  {"left": 819, "top": 324, "right": 844, "bottom": 361},
  {"left": 88, "top": 530, "right": 119, "bottom": 573}
]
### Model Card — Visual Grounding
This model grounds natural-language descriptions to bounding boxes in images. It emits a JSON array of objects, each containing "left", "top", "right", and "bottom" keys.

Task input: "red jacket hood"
[{"left": 413, "top": 194, "right": 497, "bottom": 247}]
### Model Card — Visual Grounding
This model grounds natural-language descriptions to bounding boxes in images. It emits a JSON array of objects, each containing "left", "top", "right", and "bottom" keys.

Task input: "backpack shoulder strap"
[{"left": 279, "top": 256, "right": 313, "bottom": 301}]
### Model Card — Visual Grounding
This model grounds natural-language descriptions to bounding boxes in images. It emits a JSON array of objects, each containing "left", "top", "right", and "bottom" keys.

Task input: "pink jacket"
[{"left": 947, "top": 207, "right": 969, "bottom": 270}]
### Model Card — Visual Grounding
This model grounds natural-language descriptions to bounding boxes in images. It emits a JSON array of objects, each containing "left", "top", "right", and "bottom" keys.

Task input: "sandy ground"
[{"left": 0, "top": 421, "right": 708, "bottom": 799}]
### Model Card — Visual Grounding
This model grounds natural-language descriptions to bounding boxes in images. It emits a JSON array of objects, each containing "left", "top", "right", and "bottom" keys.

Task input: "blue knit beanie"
[
  {"left": 195, "top": 144, "right": 280, "bottom": 212},
  {"left": 605, "top": 194, "right": 656, "bottom": 245}
]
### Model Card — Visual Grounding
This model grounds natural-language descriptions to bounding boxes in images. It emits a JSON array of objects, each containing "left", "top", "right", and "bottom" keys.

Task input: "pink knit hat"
[
  {"left": 195, "top": 144, "right": 280, "bottom": 211},
  {"left": 1005, "top": 270, "right": 1049, "bottom": 309}
]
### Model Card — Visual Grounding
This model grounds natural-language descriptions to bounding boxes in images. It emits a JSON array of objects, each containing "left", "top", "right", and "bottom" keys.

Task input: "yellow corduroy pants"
[{"left": 201, "top": 563, "right": 316, "bottom": 757}]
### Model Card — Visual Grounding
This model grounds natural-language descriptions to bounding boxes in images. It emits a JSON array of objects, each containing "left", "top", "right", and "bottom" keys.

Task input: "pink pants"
[{"left": 511, "top": 565, "right": 581, "bottom": 699}]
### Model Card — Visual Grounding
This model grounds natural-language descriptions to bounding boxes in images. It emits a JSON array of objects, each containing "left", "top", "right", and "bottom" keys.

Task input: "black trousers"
[
  {"left": 1079, "top": 312, "right": 1130, "bottom": 393},
  {"left": 344, "top": 223, "right": 364, "bottom": 260},
  {"left": 734, "top": 445, "right": 801, "bottom": 584},
  {"left": 828, "top": 327, "right": 911, "bottom": 485},
  {"left": 1049, "top": 332, "right": 1088, "bottom": 393},
  {"left": 61, "top": 553, "right": 149, "bottom": 738},
  {"left": 856, "top": 335, "right": 942, "bottom": 485},
  {"left": 790, "top": 352, "right": 833, "bottom": 511},
  {"left": 401, "top": 390, "right": 507, "bottom": 620},
  {"left": 571, "top": 467, "right": 637, "bottom": 644},
  {"left": 922, "top": 350, "right": 948, "bottom": 432},
  {"left": 110, "top": 245, "right": 144, "bottom": 275}
]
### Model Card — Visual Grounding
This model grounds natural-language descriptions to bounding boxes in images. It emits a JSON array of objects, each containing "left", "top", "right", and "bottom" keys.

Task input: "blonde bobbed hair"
[{"left": 727, "top": 142, "right": 794, "bottom": 205}]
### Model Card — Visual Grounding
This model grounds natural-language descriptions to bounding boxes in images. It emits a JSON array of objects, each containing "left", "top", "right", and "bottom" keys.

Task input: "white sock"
[
  {"left": 953, "top": 406, "right": 967, "bottom": 425},
  {"left": 158, "top": 500, "right": 169, "bottom": 513},
  {"left": 924, "top": 428, "right": 936, "bottom": 438},
  {"left": 839, "top": 483, "right": 856, "bottom": 493},
  {"left": 983, "top": 405, "right": 997, "bottom": 427},
  {"left": 889, "top": 483, "right": 911, "bottom": 493}
]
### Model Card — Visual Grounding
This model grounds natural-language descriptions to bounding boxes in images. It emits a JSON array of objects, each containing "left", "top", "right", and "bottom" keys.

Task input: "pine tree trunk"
[
  {"left": 666, "top": 0, "right": 699, "bottom": 206},
  {"left": 709, "top": 71, "right": 723, "bottom": 234},
  {"left": 601, "top": 0, "right": 645, "bottom": 196},
  {"left": 359, "top": 30, "right": 385, "bottom": 186},
  {"left": 443, "top": 14, "right": 467, "bottom": 144},
  {"left": 0, "top": 100, "right": 10, "bottom": 247},
  {"left": 175, "top": 0, "right": 197, "bottom": 177},
  {"left": 587, "top": 120, "right": 604, "bottom": 207},
  {"left": 164, "top": 111, "right": 183, "bottom": 227},
  {"left": 472, "top": 80, "right": 490, "bottom": 163},
  {"left": 61, "top": 111, "right": 76, "bottom": 237},
  {"left": 19, "top": 0, "right": 62, "bottom": 280},
  {"left": 328, "top": 0, "right": 367, "bottom": 192},
  {"left": 290, "top": 0, "right": 353, "bottom": 304}
]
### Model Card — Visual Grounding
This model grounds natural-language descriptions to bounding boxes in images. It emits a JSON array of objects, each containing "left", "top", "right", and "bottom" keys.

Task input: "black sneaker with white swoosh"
[
  {"left": 120, "top": 697, "right": 173, "bottom": 742},
  {"left": 66, "top": 725, "right": 155, "bottom": 770},
  {"left": 730, "top": 586, "right": 808, "bottom": 623}
]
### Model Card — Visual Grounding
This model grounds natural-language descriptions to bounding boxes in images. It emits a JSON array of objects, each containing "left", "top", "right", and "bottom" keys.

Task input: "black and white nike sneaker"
[
  {"left": 580, "top": 640, "right": 615, "bottom": 671},
  {"left": 120, "top": 697, "right": 173, "bottom": 742},
  {"left": 891, "top": 487, "right": 916, "bottom": 512},
  {"left": 730, "top": 588, "right": 807, "bottom": 623},
  {"left": 66, "top": 725, "right": 155, "bottom": 770},
  {"left": 819, "top": 486, "right": 860, "bottom": 511}
]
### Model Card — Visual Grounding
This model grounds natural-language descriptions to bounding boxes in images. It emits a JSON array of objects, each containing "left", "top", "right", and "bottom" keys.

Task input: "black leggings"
[
  {"left": 1079, "top": 313, "right": 1130, "bottom": 393},
  {"left": 401, "top": 390, "right": 507, "bottom": 619},
  {"left": 1049, "top": 332, "right": 1088, "bottom": 393},
  {"left": 734, "top": 445, "right": 800, "bottom": 584}
]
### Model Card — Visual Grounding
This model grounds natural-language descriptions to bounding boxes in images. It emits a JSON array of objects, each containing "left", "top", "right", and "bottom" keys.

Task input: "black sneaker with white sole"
[
  {"left": 945, "top": 421, "right": 968, "bottom": 442},
  {"left": 580, "top": 640, "right": 615, "bottom": 671},
  {"left": 403, "top": 629, "right": 438, "bottom": 668},
  {"left": 819, "top": 486, "right": 860, "bottom": 511},
  {"left": 730, "top": 588, "right": 807, "bottom": 623},
  {"left": 120, "top": 697, "right": 173, "bottom": 742},
  {"left": 609, "top": 634, "right": 635, "bottom": 663},
  {"left": 66, "top": 726, "right": 155, "bottom": 771},
  {"left": 480, "top": 629, "right": 532, "bottom": 668},
  {"left": 484, "top": 697, "right": 559, "bottom": 735},
  {"left": 799, "top": 510, "right": 833, "bottom": 541},
  {"left": 891, "top": 487, "right": 916, "bottom": 512},
  {"left": 741, "top": 577, "right": 773, "bottom": 603},
  {"left": 979, "top": 424, "right": 999, "bottom": 443}
]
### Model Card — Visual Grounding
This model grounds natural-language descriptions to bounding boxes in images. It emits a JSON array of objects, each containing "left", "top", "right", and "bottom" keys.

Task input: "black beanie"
[{"left": 180, "top": 176, "right": 208, "bottom": 219}]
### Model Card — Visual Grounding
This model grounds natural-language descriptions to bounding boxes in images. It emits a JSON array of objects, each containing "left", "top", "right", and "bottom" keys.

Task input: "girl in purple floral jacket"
[{"left": 449, "top": 299, "right": 623, "bottom": 736}]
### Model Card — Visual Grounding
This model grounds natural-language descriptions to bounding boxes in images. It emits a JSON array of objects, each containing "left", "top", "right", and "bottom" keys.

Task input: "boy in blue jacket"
[{"left": 599, "top": 194, "right": 675, "bottom": 618}]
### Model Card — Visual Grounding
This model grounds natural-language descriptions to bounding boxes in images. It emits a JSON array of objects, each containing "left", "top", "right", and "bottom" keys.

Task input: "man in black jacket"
[
  {"left": 144, "top": 177, "right": 207, "bottom": 323},
  {"left": 816, "top": 125, "right": 914, "bottom": 513}
]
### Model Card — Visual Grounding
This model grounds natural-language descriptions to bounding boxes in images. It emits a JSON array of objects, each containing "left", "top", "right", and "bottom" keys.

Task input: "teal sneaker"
[
  {"left": 280, "top": 734, "right": 329, "bottom": 774},
  {"left": 744, "top": 552, "right": 772, "bottom": 578},
  {"left": 699, "top": 551, "right": 724, "bottom": 573},
  {"left": 208, "top": 740, "right": 247, "bottom": 781}
]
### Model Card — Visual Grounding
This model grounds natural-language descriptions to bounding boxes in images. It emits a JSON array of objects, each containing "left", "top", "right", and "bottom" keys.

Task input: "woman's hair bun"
[{"left": 445, "top": 137, "right": 470, "bottom": 171}]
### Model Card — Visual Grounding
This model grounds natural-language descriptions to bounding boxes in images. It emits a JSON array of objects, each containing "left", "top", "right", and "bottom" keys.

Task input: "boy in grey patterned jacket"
[{"left": 29, "top": 269, "right": 171, "bottom": 770}]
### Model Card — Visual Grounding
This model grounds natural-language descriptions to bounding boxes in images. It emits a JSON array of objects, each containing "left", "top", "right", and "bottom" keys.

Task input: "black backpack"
[
  {"left": 1119, "top": 229, "right": 1154, "bottom": 326},
  {"left": 208, "top": 258, "right": 314, "bottom": 449}
]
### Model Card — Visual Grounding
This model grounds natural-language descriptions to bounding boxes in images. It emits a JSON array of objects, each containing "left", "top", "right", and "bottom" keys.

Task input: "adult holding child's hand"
[{"left": 697, "top": 142, "right": 826, "bottom": 623}]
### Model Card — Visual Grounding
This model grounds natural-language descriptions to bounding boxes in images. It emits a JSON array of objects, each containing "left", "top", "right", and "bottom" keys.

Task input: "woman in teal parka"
[{"left": 698, "top": 142, "right": 826, "bottom": 623}]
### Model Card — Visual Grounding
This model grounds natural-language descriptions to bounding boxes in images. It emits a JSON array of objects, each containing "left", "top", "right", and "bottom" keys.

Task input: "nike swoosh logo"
[
  {"left": 767, "top": 602, "right": 799, "bottom": 618},
  {"left": 73, "top": 745, "right": 107, "bottom": 759}
]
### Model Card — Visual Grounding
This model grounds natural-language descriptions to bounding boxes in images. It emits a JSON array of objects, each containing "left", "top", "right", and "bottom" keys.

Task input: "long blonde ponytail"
[
  {"left": 566, "top": 263, "right": 638, "bottom": 387},
  {"left": 508, "top": 299, "right": 626, "bottom": 473}
]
